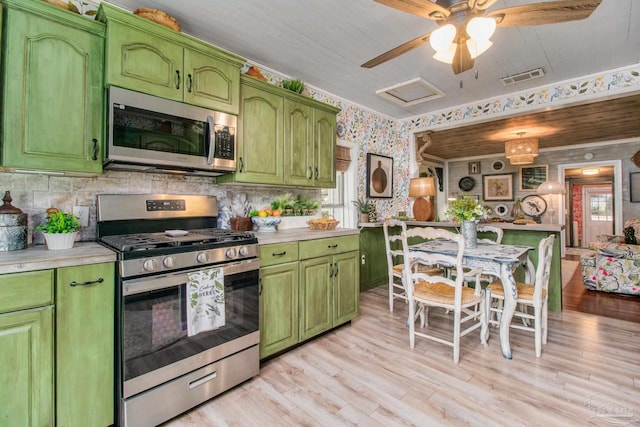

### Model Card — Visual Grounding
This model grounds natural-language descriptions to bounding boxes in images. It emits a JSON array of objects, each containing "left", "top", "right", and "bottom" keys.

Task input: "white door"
[{"left": 583, "top": 185, "right": 613, "bottom": 246}]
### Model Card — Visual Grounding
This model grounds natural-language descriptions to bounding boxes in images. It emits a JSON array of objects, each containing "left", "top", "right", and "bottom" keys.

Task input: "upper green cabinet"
[
  {"left": 98, "top": 3, "right": 243, "bottom": 114},
  {"left": 1, "top": 0, "right": 105, "bottom": 175},
  {"left": 218, "top": 76, "right": 339, "bottom": 187}
]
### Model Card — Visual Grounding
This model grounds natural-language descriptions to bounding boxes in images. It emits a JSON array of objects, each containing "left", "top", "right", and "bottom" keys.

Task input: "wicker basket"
[
  {"left": 133, "top": 8, "right": 181, "bottom": 31},
  {"left": 307, "top": 218, "right": 340, "bottom": 230}
]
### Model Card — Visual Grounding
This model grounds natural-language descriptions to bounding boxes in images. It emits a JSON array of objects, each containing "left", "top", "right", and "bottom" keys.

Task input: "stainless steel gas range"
[{"left": 97, "top": 194, "right": 260, "bottom": 427}]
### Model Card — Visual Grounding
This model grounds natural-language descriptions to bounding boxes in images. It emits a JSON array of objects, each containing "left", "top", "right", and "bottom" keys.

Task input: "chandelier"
[
  {"left": 505, "top": 132, "right": 539, "bottom": 165},
  {"left": 429, "top": 17, "right": 496, "bottom": 64}
]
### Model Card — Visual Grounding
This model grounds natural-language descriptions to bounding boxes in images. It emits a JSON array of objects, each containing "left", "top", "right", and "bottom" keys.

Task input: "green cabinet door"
[
  {"left": 299, "top": 255, "right": 333, "bottom": 341},
  {"left": 0, "top": 307, "right": 54, "bottom": 427},
  {"left": 56, "top": 263, "right": 114, "bottom": 427},
  {"left": 105, "top": 20, "right": 183, "bottom": 101},
  {"left": 333, "top": 251, "right": 359, "bottom": 325},
  {"left": 284, "top": 99, "right": 314, "bottom": 186},
  {"left": 359, "top": 227, "right": 388, "bottom": 292},
  {"left": 260, "top": 262, "right": 299, "bottom": 359},
  {"left": 184, "top": 48, "right": 240, "bottom": 113},
  {"left": 313, "top": 108, "right": 337, "bottom": 188},
  {"left": 2, "top": 1, "right": 104, "bottom": 174},
  {"left": 219, "top": 81, "right": 284, "bottom": 184}
]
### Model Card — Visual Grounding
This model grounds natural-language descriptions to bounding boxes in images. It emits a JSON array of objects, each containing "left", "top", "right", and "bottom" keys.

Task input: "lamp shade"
[
  {"left": 536, "top": 180, "right": 566, "bottom": 195},
  {"left": 505, "top": 136, "right": 539, "bottom": 165},
  {"left": 409, "top": 177, "right": 436, "bottom": 197},
  {"left": 429, "top": 24, "right": 456, "bottom": 52},
  {"left": 466, "top": 17, "right": 496, "bottom": 41}
]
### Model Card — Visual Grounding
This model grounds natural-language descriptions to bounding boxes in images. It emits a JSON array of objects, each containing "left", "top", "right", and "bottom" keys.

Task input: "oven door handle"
[{"left": 123, "top": 258, "right": 260, "bottom": 296}]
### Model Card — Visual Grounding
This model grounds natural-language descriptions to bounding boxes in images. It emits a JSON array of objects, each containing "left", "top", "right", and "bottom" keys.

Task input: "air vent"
[
  {"left": 376, "top": 77, "right": 444, "bottom": 107},
  {"left": 500, "top": 68, "right": 545, "bottom": 85}
]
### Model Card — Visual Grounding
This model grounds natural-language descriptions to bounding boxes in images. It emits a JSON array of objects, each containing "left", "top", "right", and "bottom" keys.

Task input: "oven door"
[{"left": 119, "top": 258, "right": 259, "bottom": 398}]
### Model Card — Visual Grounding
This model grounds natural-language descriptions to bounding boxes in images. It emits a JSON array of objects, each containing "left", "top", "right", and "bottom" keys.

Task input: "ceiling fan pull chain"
[
  {"left": 460, "top": 80, "right": 463, "bottom": 89},
  {"left": 475, "top": 69, "right": 479, "bottom": 80}
]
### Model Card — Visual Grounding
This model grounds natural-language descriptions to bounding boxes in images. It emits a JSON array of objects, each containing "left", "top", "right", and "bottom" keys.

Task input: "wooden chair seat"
[
  {"left": 415, "top": 280, "right": 483, "bottom": 305},
  {"left": 393, "top": 263, "right": 445, "bottom": 276},
  {"left": 487, "top": 281, "right": 547, "bottom": 300}
]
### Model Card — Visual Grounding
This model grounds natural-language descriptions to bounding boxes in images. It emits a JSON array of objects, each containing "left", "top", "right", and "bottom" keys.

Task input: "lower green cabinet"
[
  {"left": 259, "top": 235, "right": 359, "bottom": 358},
  {"left": 0, "top": 270, "right": 55, "bottom": 427},
  {"left": 56, "top": 263, "right": 114, "bottom": 427},
  {"left": 359, "top": 226, "right": 388, "bottom": 292}
]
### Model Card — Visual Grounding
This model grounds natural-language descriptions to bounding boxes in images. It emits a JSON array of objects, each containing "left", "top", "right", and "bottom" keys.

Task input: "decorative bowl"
[{"left": 251, "top": 216, "right": 282, "bottom": 232}]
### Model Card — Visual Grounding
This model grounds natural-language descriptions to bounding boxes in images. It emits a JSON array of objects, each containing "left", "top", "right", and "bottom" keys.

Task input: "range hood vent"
[{"left": 500, "top": 68, "right": 545, "bottom": 85}]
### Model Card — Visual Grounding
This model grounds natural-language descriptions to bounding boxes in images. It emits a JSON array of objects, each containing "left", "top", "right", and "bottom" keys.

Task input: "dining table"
[{"left": 411, "top": 239, "right": 535, "bottom": 359}]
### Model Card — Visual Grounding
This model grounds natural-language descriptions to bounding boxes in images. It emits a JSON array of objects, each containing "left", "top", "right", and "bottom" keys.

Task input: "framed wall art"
[
  {"left": 468, "top": 161, "right": 481, "bottom": 174},
  {"left": 631, "top": 172, "right": 640, "bottom": 203},
  {"left": 366, "top": 153, "right": 393, "bottom": 198},
  {"left": 483, "top": 174, "right": 514, "bottom": 201},
  {"left": 519, "top": 165, "right": 548, "bottom": 191}
]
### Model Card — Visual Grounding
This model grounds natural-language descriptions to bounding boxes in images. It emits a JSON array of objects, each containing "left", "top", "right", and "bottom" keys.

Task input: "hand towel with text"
[{"left": 187, "top": 267, "right": 225, "bottom": 337}]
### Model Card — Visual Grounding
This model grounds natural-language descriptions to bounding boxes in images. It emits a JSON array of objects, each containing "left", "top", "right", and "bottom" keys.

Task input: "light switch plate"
[{"left": 73, "top": 206, "right": 90, "bottom": 227}]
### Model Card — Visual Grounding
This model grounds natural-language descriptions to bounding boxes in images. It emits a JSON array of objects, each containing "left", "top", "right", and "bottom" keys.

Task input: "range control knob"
[
  {"left": 196, "top": 252, "right": 210, "bottom": 264},
  {"left": 226, "top": 248, "right": 237, "bottom": 259},
  {"left": 163, "top": 256, "right": 176, "bottom": 268},
  {"left": 143, "top": 259, "right": 158, "bottom": 272},
  {"left": 238, "top": 246, "right": 249, "bottom": 257}
]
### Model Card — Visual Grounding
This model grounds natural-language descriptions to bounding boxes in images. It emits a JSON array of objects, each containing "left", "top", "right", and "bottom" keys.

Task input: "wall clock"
[
  {"left": 521, "top": 195, "right": 547, "bottom": 218},
  {"left": 458, "top": 176, "right": 475, "bottom": 191}
]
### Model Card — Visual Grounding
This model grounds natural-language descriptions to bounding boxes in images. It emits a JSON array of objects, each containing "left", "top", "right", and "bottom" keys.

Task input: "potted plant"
[
  {"left": 36, "top": 210, "right": 81, "bottom": 250},
  {"left": 444, "top": 195, "right": 488, "bottom": 248},
  {"left": 352, "top": 198, "right": 372, "bottom": 223}
]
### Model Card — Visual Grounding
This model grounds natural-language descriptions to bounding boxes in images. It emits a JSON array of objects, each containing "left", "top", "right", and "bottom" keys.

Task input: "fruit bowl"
[{"left": 251, "top": 216, "right": 282, "bottom": 232}]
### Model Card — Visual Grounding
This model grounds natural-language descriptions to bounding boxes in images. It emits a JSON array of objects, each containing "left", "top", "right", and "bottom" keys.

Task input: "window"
[{"left": 589, "top": 194, "right": 612, "bottom": 221}]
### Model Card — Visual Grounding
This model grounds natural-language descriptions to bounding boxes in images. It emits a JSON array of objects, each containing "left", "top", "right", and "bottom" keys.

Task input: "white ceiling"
[{"left": 103, "top": 0, "right": 640, "bottom": 119}]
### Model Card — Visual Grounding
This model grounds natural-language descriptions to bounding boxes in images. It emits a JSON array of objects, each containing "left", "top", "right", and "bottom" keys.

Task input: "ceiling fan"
[{"left": 362, "top": 0, "right": 602, "bottom": 74}]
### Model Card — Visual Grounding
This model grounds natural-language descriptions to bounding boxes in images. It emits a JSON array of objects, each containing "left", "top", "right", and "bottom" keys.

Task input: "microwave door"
[{"left": 206, "top": 116, "right": 215, "bottom": 165}]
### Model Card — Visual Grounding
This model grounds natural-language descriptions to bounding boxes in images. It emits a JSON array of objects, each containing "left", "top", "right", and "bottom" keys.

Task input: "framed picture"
[
  {"left": 483, "top": 174, "right": 514, "bottom": 201},
  {"left": 519, "top": 165, "right": 548, "bottom": 191},
  {"left": 631, "top": 173, "right": 640, "bottom": 203},
  {"left": 468, "top": 161, "right": 481, "bottom": 174},
  {"left": 366, "top": 153, "right": 393, "bottom": 198},
  {"left": 491, "top": 160, "right": 505, "bottom": 172}
]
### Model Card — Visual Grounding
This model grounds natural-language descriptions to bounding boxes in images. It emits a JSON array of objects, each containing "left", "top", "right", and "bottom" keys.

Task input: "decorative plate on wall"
[
  {"left": 494, "top": 203, "right": 509, "bottom": 217},
  {"left": 336, "top": 120, "right": 346, "bottom": 137},
  {"left": 458, "top": 176, "right": 475, "bottom": 191},
  {"left": 491, "top": 160, "right": 505, "bottom": 172},
  {"left": 521, "top": 194, "right": 547, "bottom": 217}
]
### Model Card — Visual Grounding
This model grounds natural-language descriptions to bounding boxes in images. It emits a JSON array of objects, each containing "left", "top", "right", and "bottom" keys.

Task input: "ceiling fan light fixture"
[
  {"left": 466, "top": 16, "right": 496, "bottom": 41},
  {"left": 432, "top": 43, "right": 456, "bottom": 64},
  {"left": 429, "top": 24, "right": 456, "bottom": 52},
  {"left": 466, "top": 38, "right": 493, "bottom": 59}
]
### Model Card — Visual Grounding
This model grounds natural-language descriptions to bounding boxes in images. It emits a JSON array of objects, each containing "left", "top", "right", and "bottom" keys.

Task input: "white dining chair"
[
  {"left": 401, "top": 226, "right": 488, "bottom": 364},
  {"left": 484, "top": 234, "right": 555, "bottom": 357}
]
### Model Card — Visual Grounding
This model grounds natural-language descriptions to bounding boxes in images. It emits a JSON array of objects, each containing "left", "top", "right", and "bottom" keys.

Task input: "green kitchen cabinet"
[
  {"left": 218, "top": 76, "right": 339, "bottom": 187},
  {"left": 56, "top": 263, "right": 114, "bottom": 427},
  {"left": 299, "top": 236, "right": 359, "bottom": 341},
  {"left": 359, "top": 226, "right": 388, "bottom": 292},
  {"left": 99, "top": 3, "right": 243, "bottom": 114},
  {"left": 1, "top": 0, "right": 105, "bottom": 174},
  {"left": 0, "top": 270, "right": 55, "bottom": 427}
]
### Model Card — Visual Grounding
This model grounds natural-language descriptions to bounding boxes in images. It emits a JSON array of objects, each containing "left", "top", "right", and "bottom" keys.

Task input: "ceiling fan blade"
[
  {"left": 374, "top": 0, "right": 450, "bottom": 20},
  {"left": 467, "top": 0, "right": 498, "bottom": 11},
  {"left": 488, "top": 0, "right": 602, "bottom": 27},
  {"left": 452, "top": 42, "right": 474, "bottom": 75},
  {"left": 361, "top": 32, "right": 431, "bottom": 68}
]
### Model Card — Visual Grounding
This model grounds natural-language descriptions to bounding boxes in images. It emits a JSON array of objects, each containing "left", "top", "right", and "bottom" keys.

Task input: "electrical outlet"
[{"left": 73, "top": 206, "right": 90, "bottom": 227}]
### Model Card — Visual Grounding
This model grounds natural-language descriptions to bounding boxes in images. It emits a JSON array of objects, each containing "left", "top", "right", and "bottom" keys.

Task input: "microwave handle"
[{"left": 206, "top": 116, "right": 215, "bottom": 165}]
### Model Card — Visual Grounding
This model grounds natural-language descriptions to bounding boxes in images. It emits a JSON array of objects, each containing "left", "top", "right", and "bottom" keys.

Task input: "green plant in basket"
[
  {"left": 444, "top": 195, "right": 488, "bottom": 223},
  {"left": 352, "top": 198, "right": 372, "bottom": 213},
  {"left": 36, "top": 211, "right": 81, "bottom": 234}
]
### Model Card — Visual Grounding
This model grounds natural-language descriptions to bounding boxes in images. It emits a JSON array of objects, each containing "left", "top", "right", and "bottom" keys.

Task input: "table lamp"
[
  {"left": 536, "top": 180, "right": 565, "bottom": 223},
  {"left": 409, "top": 177, "right": 436, "bottom": 221}
]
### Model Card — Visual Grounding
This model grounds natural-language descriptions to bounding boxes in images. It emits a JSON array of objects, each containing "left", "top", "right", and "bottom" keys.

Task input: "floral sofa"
[{"left": 580, "top": 219, "right": 640, "bottom": 295}]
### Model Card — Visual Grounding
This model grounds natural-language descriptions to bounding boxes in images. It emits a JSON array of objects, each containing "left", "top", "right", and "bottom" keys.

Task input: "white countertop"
[
  {"left": 255, "top": 227, "right": 360, "bottom": 245},
  {"left": 0, "top": 242, "right": 117, "bottom": 274},
  {"left": 359, "top": 221, "right": 565, "bottom": 232}
]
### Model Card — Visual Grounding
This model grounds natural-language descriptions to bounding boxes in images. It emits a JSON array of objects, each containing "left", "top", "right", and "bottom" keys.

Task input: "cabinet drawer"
[
  {"left": 299, "top": 236, "right": 359, "bottom": 259},
  {"left": 259, "top": 243, "right": 299, "bottom": 266},
  {"left": 0, "top": 270, "right": 54, "bottom": 314}
]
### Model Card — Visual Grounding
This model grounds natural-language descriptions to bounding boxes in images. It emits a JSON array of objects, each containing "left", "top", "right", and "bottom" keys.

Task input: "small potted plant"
[
  {"left": 352, "top": 198, "right": 372, "bottom": 223},
  {"left": 36, "top": 210, "right": 81, "bottom": 250}
]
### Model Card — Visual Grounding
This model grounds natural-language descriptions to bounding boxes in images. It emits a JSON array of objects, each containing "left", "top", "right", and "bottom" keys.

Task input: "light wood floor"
[{"left": 164, "top": 286, "right": 640, "bottom": 426}]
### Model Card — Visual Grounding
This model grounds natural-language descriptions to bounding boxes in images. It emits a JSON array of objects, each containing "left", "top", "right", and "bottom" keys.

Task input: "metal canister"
[{"left": 0, "top": 191, "right": 28, "bottom": 251}]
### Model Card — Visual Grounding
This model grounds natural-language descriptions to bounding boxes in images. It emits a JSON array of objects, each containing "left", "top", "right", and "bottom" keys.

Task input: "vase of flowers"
[{"left": 444, "top": 195, "right": 488, "bottom": 249}]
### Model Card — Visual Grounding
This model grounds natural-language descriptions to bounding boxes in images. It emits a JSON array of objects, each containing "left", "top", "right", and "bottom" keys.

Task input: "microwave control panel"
[{"left": 215, "top": 126, "right": 235, "bottom": 160}]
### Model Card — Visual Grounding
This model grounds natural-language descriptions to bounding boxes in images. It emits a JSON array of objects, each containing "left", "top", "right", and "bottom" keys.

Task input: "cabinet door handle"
[
  {"left": 187, "top": 74, "right": 193, "bottom": 92},
  {"left": 315, "top": 167, "right": 319, "bottom": 179},
  {"left": 70, "top": 277, "right": 104, "bottom": 287},
  {"left": 307, "top": 167, "right": 313, "bottom": 179},
  {"left": 259, "top": 278, "right": 263, "bottom": 296},
  {"left": 328, "top": 244, "right": 338, "bottom": 249},
  {"left": 175, "top": 70, "right": 181, "bottom": 89},
  {"left": 272, "top": 251, "right": 287, "bottom": 256},
  {"left": 329, "top": 263, "right": 334, "bottom": 278},
  {"left": 334, "top": 262, "right": 339, "bottom": 276},
  {"left": 239, "top": 157, "right": 244, "bottom": 172},
  {"left": 91, "top": 138, "right": 98, "bottom": 161}
]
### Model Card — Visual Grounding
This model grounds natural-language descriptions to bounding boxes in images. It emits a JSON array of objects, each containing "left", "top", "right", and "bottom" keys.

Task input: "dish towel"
[{"left": 187, "top": 267, "right": 225, "bottom": 337}]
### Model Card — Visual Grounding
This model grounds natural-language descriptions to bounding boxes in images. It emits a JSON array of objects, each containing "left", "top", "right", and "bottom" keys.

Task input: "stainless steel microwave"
[{"left": 104, "top": 86, "right": 237, "bottom": 176}]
